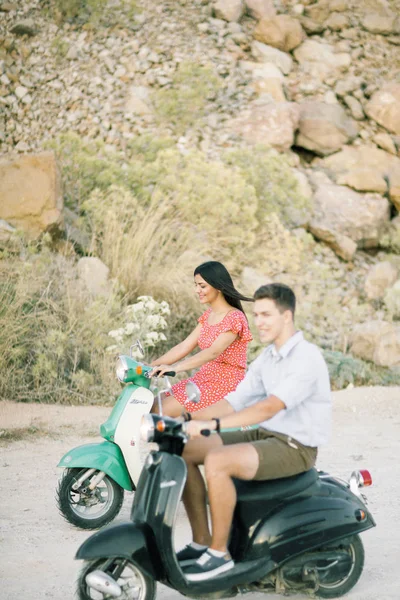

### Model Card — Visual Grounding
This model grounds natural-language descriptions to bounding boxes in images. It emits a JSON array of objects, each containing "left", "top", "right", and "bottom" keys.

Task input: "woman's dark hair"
[
  {"left": 254, "top": 283, "right": 296, "bottom": 315},
  {"left": 194, "top": 261, "right": 253, "bottom": 314}
]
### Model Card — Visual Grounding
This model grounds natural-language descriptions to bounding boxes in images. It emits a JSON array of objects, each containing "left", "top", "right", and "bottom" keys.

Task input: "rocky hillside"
[{"left": 1, "top": 0, "right": 400, "bottom": 384}]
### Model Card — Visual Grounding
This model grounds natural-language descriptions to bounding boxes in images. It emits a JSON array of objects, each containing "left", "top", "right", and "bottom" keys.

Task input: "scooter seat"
[{"left": 234, "top": 468, "right": 318, "bottom": 502}]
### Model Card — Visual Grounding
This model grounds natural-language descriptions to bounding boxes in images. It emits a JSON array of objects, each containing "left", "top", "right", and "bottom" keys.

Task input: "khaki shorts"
[{"left": 219, "top": 428, "right": 317, "bottom": 481}]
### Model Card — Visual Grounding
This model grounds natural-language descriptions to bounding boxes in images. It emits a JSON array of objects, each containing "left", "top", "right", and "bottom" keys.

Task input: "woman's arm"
[
  {"left": 150, "top": 324, "right": 202, "bottom": 367},
  {"left": 173, "top": 330, "right": 237, "bottom": 373}
]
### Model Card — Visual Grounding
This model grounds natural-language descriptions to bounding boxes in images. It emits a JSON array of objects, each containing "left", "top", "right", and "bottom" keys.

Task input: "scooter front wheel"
[
  {"left": 78, "top": 557, "right": 156, "bottom": 600},
  {"left": 57, "top": 468, "right": 124, "bottom": 530}
]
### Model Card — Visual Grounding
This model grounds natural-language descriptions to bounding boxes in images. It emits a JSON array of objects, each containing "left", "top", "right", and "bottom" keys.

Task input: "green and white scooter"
[{"left": 56, "top": 340, "right": 176, "bottom": 530}]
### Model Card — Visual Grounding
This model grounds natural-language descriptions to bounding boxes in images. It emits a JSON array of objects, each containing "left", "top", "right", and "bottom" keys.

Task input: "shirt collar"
[{"left": 266, "top": 331, "right": 304, "bottom": 360}]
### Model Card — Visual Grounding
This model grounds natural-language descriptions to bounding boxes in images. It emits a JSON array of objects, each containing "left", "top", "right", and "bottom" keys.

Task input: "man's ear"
[{"left": 283, "top": 309, "right": 293, "bottom": 324}]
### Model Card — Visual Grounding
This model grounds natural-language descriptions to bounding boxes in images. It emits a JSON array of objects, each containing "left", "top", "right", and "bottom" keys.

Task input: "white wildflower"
[{"left": 124, "top": 322, "right": 140, "bottom": 335}]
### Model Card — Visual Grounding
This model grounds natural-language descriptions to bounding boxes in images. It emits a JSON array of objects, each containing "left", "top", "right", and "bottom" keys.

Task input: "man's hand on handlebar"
[{"left": 185, "top": 420, "right": 217, "bottom": 439}]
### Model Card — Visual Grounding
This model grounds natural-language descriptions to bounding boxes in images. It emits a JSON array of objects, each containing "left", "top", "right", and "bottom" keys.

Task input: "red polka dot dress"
[{"left": 171, "top": 308, "right": 252, "bottom": 412}]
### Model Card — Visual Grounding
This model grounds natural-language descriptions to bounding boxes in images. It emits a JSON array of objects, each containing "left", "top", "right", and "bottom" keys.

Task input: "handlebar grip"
[
  {"left": 153, "top": 370, "right": 176, "bottom": 377},
  {"left": 200, "top": 429, "right": 211, "bottom": 437}
]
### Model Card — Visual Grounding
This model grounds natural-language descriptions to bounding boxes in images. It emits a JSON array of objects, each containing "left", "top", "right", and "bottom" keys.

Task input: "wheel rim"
[
  {"left": 69, "top": 470, "right": 115, "bottom": 521},
  {"left": 80, "top": 559, "right": 148, "bottom": 600},
  {"left": 318, "top": 543, "right": 356, "bottom": 590}
]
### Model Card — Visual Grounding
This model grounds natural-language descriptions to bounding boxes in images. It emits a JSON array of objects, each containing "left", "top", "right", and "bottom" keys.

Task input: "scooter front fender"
[
  {"left": 58, "top": 441, "right": 133, "bottom": 491},
  {"left": 76, "top": 522, "right": 161, "bottom": 579}
]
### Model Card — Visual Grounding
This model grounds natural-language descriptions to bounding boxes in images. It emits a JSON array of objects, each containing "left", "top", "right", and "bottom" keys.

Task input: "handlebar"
[{"left": 145, "top": 370, "right": 176, "bottom": 378}]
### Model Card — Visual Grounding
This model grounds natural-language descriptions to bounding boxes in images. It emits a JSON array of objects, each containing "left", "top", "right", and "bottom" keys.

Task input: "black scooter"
[{"left": 75, "top": 409, "right": 375, "bottom": 600}]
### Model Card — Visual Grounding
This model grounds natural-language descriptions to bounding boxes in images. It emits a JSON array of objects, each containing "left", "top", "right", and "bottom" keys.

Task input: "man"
[{"left": 177, "top": 283, "right": 331, "bottom": 582}]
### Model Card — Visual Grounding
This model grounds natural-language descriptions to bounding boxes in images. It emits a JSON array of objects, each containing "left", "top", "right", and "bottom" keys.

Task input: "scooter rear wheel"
[
  {"left": 78, "top": 557, "right": 156, "bottom": 600},
  {"left": 57, "top": 468, "right": 124, "bottom": 530},
  {"left": 316, "top": 534, "right": 364, "bottom": 598}
]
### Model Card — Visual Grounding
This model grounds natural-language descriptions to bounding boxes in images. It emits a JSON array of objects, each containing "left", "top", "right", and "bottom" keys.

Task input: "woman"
[{"left": 149, "top": 261, "right": 253, "bottom": 419}]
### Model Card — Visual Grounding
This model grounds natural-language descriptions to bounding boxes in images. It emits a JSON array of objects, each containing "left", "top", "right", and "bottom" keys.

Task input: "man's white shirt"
[{"left": 225, "top": 331, "right": 331, "bottom": 447}]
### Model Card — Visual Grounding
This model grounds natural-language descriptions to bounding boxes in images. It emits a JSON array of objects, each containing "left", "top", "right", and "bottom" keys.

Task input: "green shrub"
[
  {"left": 323, "top": 350, "right": 400, "bottom": 390},
  {"left": 224, "top": 146, "right": 312, "bottom": 229},
  {"left": 153, "top": 61, "right": 222, "bottom": 134},
  {"left": 51, "top": 0, "right": 138, "bottom": 25}
]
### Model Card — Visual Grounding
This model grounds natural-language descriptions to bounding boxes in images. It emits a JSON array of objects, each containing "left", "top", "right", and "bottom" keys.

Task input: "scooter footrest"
[{"left": 182, "top": 558, "right": 275, "bottom": 594}]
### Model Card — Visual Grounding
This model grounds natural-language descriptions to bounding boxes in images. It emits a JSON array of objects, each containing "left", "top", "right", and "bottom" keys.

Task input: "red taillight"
[{"left": 359, "top": 470, "right": 372, "bottom": 487}]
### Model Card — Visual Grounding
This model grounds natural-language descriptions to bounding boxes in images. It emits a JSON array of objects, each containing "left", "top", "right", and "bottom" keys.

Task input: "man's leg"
[
  {"left": 182, "top": 434, "right": 223, "bottom": 546},
  {"left": 205, "top": 443, "right": 259, "bottom": 552}
]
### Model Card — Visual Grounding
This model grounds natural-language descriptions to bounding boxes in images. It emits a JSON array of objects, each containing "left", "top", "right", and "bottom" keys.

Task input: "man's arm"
[{"left": 186, "top": 394, "right": 285, "bottom": 437}]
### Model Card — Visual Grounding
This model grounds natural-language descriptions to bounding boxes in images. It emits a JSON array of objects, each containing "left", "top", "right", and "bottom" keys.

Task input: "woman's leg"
[{"left": 152, "top": 394, "right": 183, "bottom": 417}]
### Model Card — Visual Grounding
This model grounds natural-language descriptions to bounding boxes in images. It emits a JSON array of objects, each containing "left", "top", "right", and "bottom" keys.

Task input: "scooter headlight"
[
  {"left": 140, "top": 414, "right": 155, "bottom": 442},
  {"left": 116, "top": 356, "right": 128, "bottom": 382}
]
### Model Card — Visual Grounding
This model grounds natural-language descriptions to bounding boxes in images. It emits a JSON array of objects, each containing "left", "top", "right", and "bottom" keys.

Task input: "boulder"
[
  {"left": 0, "top": 152, "right": 63, "bottom": 240},
  {"left": 125, "top": 85, "right": 153, "bottom": 116},
  {"left": 325, "top": 12, "right": 349, "bottom": 30},
  {"left": 373, "top": 132, "right": 397, "bottom": 156},
  {"left": 77, "top": 257, "right": 111, "bottom": 298},
  {"left": 295, "top": 102, "right": 358, "bottom": 156},
  {"left": 213, "top": 0, "right": 245, "bottom": 22},
  {"left": 349, "top": 320, "right": 394, "bottom": 362},
  {"left": 365, "top": 83, "right": 400, "bottom": 135},
  {"left": 373, "top": 327, "right": 400, "bottom": 367},
  {"left": 240, "top": 60, "right": 285, "bottom": 101},
  {"left": 251, "top": 41, "right": 293, "bottom": 75},
  {"left": 308, "top": 175, "right": 391, "bottom": 253},
  {"left": 245, "top": 0, "right": 276, "bottom": 20},
  {"left": 317, "top": 145, "right": 400, "bottom": 209},
  {"left": 304, "top": 0, "right": 330, "bottom": 24},
  {"left": 293, "top": 39, "right": 351, "bottom": 82},
  {"left": 365, "top": 261, "right": 398, "bottom": 300},
  {"left": 254, "top": 15, "right": 304, "bottom": 52},
  {"left": 361, "top": 12, "right": 397, "bottom": 35},
  {"left": 229, "top": 99, "right": 300, "bottom": 151}
]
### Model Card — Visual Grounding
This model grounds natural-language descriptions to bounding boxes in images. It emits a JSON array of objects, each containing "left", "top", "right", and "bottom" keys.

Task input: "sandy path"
[{"left": 0, "top": 386, "right": 399, "bottom": 600}]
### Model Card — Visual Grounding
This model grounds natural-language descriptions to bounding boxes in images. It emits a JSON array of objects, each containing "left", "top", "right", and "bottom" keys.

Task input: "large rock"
[
  {"left": 304, "top": 0, "right": 330, "bottom": 24},
  {"left": 365, "top": 261, "right": 398, "bottom": 300},
  {"left": 213, "top": 0, "right": 245, "bottom": 22},
  {"left": 365, "top": 83, "right": 400, "bottom": 136},
  {"left": 0, "top": 152, "right": 63, "bottom": 239},
  {"left": 373, "top": 327, "right": 400, "bottom": 367},
  {"left": 350, "top": 320, "right": 394, "bottom": 362},
  {"left": 240, "top": 60, "right": 285, "bottom": 101},
  {"left": 317, "top": 145, "right": 400, "bottom": 209},
  {"left": 361, "top": 12, "right": 398, "bottom": 35},
  {"left": 295, "top": 102, "right": 358, "bottom": 156},
  {"left": 293, "top": 39, "right": 351, "bottom": 81},
  {"left": 229, "top": 99, "right": 300, "bottom": 151},
  {"left": 125, "top": 86, "right": 153, "bottom": 116},
  {"left": 308, "top": 174, "right": 391, "bottom": 255},
  {"left": 245, "top": 0, "right": 276, "bottom": 20},
  {"left": 254, "top": 15, "right": 304, "bottom": 52},
  {"left": 251, "top": 41, "right": 293, "bottom": 74}
]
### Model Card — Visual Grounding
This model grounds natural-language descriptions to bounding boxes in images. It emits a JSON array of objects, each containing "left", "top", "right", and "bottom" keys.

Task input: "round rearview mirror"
[{"left": 185, "top": 381, "right": 201, "bottom": 404}]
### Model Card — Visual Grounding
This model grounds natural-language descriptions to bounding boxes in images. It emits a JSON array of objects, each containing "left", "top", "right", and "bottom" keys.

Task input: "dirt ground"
[{"left": 1, "top": 386, "right": 399, "bottom": 600}]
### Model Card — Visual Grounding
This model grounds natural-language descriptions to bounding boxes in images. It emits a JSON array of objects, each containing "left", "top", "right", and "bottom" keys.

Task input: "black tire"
[
  {"left": 78, "top": 557, "right": 156, "bottom": 600},
  {"left": 57, "top": 468, "right": 124, "bottom": 530},
  {"left": 316, "top": 535, "right": 365, "bottom": 598}
]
